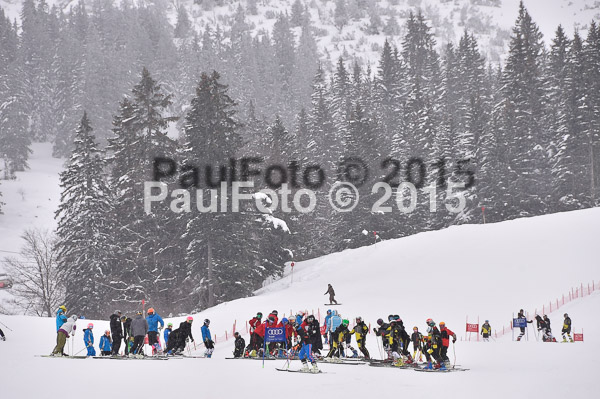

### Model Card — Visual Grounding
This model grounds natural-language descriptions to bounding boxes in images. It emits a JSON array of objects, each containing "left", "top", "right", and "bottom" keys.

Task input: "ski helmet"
[
  {"left": 282, "top": 318, "right": 288, "bottom": 324},
  {"left": 257, "top": 312, "right": 263, "bottom": 319},
  {"left": 356, "top": 316, "right": 363, "bottom": 323},
  {"left": 87, "top": 323, "right": 94, "bottom": 329},
  {"left": 327, "top": 309, "right": 332, "bottom": 314},
  {"left": 413, "top": 326, "right": 418, "bottom": 331},
  {"left": 564, "top": 313, "right": 568, "bottom": 317},
  {"left": 393, "top": 315, "right": 400, "bottom": 321},
  {"left": 204, "top": 319, "right": 210, "bottom": 325},
  {"left": 187, "top": 316, "right": 193, "bottom": 322},
  {"left": 115, "top": 310, "right": 122, "bottom": 315},
  {"left": 59, "top": 305, "right": 67, "bottom": 313},
  {"left": 167, "top": 323, "right": 173, "bottom": 328},
  {"left": 272, "top": 310, "right": 278, "bottom": 316},
  {"left": 147, "top": 308, "right": 155, "bottom": 315},
  {"left": 439, "top": 322, "right": 446, "bottom": 328},
  {"left": 426, "top": 318, "right": 434, "bottom": 326},
  {"left": 342, "top": 319, "right": 349, "bottom": 326},
  {"left": 70, "top": 315, "right": 78, "bottom": 321},
  {"left": 268, "top": 316, "right": 275, "bottom": 322},
  {"left": 307, "top": 315, "right": 315, "bottom": 322},
  {"left": 377, "top": 318, "right": 384, "bottom": 326},
  {"left": 136, "top": 311, "right": 142, "bottom": 315},
  {"left": 120, "top": 315, "right": 127, "bottom": 321},
  {"left": 234, "top": 332, "right": 240, "bottom": 337},
  {"left": 388, "top": 314, "right": 394, "bottom": 321},
  {"left": 485, "top": 320, "right": 489, "bottom": 323}
]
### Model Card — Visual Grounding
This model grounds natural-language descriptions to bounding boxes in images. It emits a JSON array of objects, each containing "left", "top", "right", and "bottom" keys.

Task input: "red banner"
[
  {"left": 320, "top": 325, "right": 327, "bottom": 335},
  {"left": 574, "top": 333, "right": 584, "bottom": 342},
  {"left": 466, "top": 323, "right": 479, "bottom": 332}
]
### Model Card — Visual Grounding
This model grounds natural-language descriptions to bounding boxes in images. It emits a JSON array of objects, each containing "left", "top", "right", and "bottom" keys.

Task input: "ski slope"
[{"left": 1, "top": 208, "right": 599, "bottom": 398}]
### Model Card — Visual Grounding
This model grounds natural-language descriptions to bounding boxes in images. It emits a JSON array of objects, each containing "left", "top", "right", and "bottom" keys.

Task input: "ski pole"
[
  {"left": 452, "top": 341, "right": 456, "bottom": 369},
  {"left": 0, "top": 319, "right": 13, "bottom": 331}
]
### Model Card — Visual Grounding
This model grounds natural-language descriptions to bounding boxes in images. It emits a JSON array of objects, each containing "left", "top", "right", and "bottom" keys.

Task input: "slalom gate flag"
[
  {"left": 513, "top": 318, "right": 528, "bottom": 328},
  {"left": 573, "top": 333, "right": 584, "bottom": 342},
  {"left": 320, "top": 325, "right": 327, "bottom": 334},
  {"left": 265, "top": 327, "right": 287, "bottom": 343},
  {"left": 466, "top": 323, "right": 479, "bottom": 333}
]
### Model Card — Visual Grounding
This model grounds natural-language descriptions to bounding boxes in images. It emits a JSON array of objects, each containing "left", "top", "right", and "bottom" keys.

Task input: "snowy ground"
[{"left": 1, "top": 207, "right": 599, "bottom": 398}]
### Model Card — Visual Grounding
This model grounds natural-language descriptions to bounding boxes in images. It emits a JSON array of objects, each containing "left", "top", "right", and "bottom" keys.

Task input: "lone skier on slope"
[
  {"left": 481, "top": 320, "right": 492, "bottom": 342},
  {"left": 324, "top": 284, "right": 338, "bottom": 305},
  {"left": 562, "top": 313, "right": 573, "bottom": 342},
  {"left": 202, "top": 319, "right": 214, "bottom": 358}
]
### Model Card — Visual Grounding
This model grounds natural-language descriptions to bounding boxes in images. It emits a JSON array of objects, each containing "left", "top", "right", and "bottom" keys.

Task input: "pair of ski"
[
  {"left": 37, "top": 355, "right": 169, "bottom": 360},
  {"left": 276, "top": 367, "right": 325, "bottom": 374}
]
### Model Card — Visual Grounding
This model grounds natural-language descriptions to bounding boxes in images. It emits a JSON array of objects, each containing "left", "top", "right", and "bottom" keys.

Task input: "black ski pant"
[
  {"left": 132, "top": 335, "right": 145, "bottom": 354},
  {"left": 101, "top": 350, "right": 111, "bottom": 356},
  {"left": 356, "top": 337, "right": 370, "bottom": 359},
  {"left": 166, "top": 330, "right": 180, "bottom": 353},
  {"left": 441, "top": 345, "right": 450, "bottom": 362},
  {"left": 112, "top": 334, "right": 122, "bottom": 355},
  {"left": 123, "top": 336, "right": 130, "bottom": 355},
  {"left": 148, "top": 331, "right": 159, "bottom": 348}
]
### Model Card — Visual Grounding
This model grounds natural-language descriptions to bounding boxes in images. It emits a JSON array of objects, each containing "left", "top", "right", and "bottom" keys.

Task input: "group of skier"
[
  {"left": 238, "top": 310, "right": 459, "bottom": 371},
  {"left": 50, "top": 305, "right": 215, "bottom": 358},
  {"left": 514, "top": 309, "right": 574, "bottom": 342}
]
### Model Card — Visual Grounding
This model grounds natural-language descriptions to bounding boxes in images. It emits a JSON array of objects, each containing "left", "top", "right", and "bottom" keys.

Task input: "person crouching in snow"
[
  {"left": 99, "top": 330, "right": 112, "bottom": 356},
  {"left": 233, "top": 332, "right": 245, "bottom": 358},
  {"left": 293, "top": 321, "right": 319, "bottom": 373},
  {"left": 83, "top": 323, "right": 96, "bottom": 357},
  {"left": 52, "top": 315, "right": 77, "bottom": 356}
]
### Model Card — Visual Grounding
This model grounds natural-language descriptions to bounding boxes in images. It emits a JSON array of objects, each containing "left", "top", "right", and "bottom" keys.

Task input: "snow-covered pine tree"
[
  {"left": 55, "top": 112, "right": 114, "bottom": 318},
  {"left": 499, "top": 1, "right": 551, "bottom": 216},
  {"left": 106, "top": 67, "right": 181, "bottom": 312},
  {"left": 582, "top": 21, "right": 600, "bottom": 204},
  {"left": 174, "top": 3, "right": 192, "bottom": 38}
]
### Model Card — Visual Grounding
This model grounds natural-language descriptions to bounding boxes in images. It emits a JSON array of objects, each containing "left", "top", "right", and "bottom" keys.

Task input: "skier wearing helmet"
[
  {"left": 424, "top": 319, "right": 444, "bottom": 370},
  {"left": 481, "top": 320, "right": 492, "bottom": 342},
  {"left": 56, "top": 306, "right": 67, "bottom": 332},
  {"left": 146, "top": 308, "right": 164, "bottom": 355},
  {"left": 301, "top": 315, "right": 322, "bottom": 355},
  {"left": 439, "top": 322, "right": 456, "bottom": 364},
  {"left": 294, "top": 321, "right": 320, "bottom": 373},
  {"left": 246, "top": 312, "right": 263, "bottom": 355},
  {"left": 99, "top": 330, "right": 112, "bottom": 356},
  {"left": 164, "top": 323, "right": 173, "bottom": 346},
  {"left": 349, "top": 316, "right": 370, "bottom": 359},
  {"left": 202, "top": 319, "right": 214, "bottom": 358},
  {"left": 516, "top": 309, "right": 532, "bottom": 341},
  {"left": 325, "top": 319, "right": 350, "bottom": 360},
  {"left": 166, "top": 316, "right": 194, "bottom": 355},
  {"left": 373, "top": 318, "right": 391, "bottom": 359},
  {"left": 411, "top": 327, "right": 425, "bottom": 362},
  {"left": 83, "top": 323, "right": 96, "bottom": 357},
  {"left": 562, "top": 314, "right": 573, "bottom": 342}
]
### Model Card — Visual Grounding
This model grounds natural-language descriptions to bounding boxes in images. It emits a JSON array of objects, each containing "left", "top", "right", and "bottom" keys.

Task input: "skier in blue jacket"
[
  {"left": 326, "top": 310, "right": 342, "bottom": 345},
  {"left": 146, "top": 308, "right": 164, "bottom": 354},
  {"left": 99, "top": 330, "right": 112, "bottom": 356},
  {"left": 323, "top": 310, "right": 332, "bottom": 343},
  {"left": 164, "top": 323, "right": 173, "bottom": 346},
  {"left": 56, "top": 306, "right": 67, "bottom": 332},
  {"left": 83, "top": 323, "right": 96, "bottom": 357},
  {"left": 201, "top": 319, "right": 214, "bottom": 358}
]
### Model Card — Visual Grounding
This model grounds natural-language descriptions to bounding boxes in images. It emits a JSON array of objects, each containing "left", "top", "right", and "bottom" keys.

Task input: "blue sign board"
[
  {"left": 513, "top": 318, "right": 527, "bottom": 328},
  {"left": 265, "top": 327, "right": 287, "bottom": 343}
]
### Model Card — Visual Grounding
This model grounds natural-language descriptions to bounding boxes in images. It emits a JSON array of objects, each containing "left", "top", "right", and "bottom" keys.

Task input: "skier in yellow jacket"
[{"left": 349, "top": 316, "right": 370, "bottom": 359}]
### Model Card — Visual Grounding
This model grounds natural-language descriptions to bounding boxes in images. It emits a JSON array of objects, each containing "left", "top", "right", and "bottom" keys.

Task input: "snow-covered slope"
[{"left": 0, "top": 207, "right": 598, "bottom": 398}]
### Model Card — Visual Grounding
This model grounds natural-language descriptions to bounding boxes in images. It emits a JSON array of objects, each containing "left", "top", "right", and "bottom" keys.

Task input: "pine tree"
[
  {"left": 55, "top": 112, "right": 114, "bottom": 318},
  {"left": 174, "top": 3, "right": 192, "bottom": 38},
  {"left": 499, "top": 1, "right": 550, "bottom": 216},
  {"left": 106, "top": 67, "right": 180, "bottom": 311},
  {"left": 582, "top": 21, "right": 600, "bottom": 204}
]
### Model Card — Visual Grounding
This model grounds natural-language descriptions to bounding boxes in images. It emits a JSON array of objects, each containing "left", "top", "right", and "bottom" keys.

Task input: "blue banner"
[
  {"left": 265, "top": 327, "right": 287, "bottom": 343},
  {"left": 513, "top": 318, "right": 528, "bottom": 328}
]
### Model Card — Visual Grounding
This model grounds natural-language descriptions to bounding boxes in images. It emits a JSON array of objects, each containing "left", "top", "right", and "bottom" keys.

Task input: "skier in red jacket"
[
  {"left": 246, "top": 312, "right": 263, "bottom": 355},
  {"left": 439, "top": 322, "right": 456, "bottom": 364}
]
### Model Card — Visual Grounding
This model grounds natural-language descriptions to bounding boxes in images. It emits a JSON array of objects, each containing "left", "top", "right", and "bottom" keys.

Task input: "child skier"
[
  {"left": 481, "top": 320, "right": 492, "bottom": 342},
  {"left": 325, "top": 319, "right": 350, "bottom": 360},
  {"left": 99, "top": 330, "right": 112, "bottom": 356},
  {"left": 439, "top": 322, "right": 456, "bottom": 364},
  {"left": 164, "top": 323, "right": 173, "bottom": 347},
  {"left": 83, "top": 323, "right": 96, "bottom": 357},
  {"left": 202, "top": 319, "right": 214, "bottom": 358},
  {"left": 233, "top": 332, "right": 245, "bottom": 358},
  {"left": 52, "top": 315, "right": 77, "bottom": 356},
  {"left": 562, "top": 313, "right": 573, "bottom": 342},
  {"left": 424, "top": 318, "right": 444, "bottom": 370},
  {"left": 146, "top": 308, "right": 164, "bottom": 355},
  {"left": 411, "top": 326, "right": 424, "bottom": 361},
  {"left": 294, "top": 321, "right": 319, "bottom": 373},
  {"left": 349, "top": 316, "right": 370, "bottom": 359}
]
